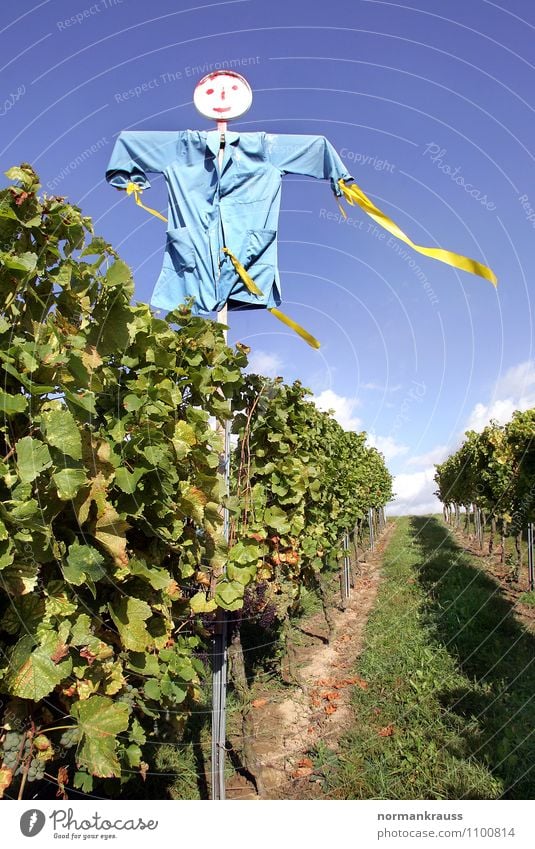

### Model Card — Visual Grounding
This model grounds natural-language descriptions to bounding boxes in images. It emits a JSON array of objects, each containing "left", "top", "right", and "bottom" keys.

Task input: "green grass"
[
  {"left": 325, "top": 516, "right": 535, "bottom": 799},
  {"left": 518, "top": 591, "right": 535, "bottom": 607}
]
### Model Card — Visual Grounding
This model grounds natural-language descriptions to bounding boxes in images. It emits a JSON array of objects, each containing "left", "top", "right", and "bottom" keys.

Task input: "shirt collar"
[{"left": 205, "top": 129, "right": 240, "bottom": 159}]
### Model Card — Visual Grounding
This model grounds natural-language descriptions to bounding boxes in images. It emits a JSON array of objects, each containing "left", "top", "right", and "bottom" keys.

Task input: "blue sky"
[{"left": 2, "top": 0, "right": 534, "bottom": 512}]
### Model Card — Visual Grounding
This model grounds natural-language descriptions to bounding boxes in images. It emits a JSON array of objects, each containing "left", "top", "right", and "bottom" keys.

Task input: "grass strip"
[{"left": 326, "top": 516, "right": 535, "bottom": 799}]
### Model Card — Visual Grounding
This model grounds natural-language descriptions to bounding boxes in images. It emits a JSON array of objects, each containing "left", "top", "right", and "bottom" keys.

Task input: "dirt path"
[{"left": 226, "top": 521, "right": 396, "bottom": 799}]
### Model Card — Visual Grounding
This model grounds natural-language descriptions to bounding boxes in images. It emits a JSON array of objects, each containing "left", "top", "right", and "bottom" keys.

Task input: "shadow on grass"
[{"left": 410, "top": 516, "right": 535, "bottom": 799}]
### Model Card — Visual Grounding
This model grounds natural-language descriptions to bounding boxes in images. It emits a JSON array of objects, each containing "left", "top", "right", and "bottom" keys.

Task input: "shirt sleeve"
[
  {"left": 265, "top": 134, "right": 353, "bottom": 196},
  {"left": 105, "top": 131, "right": 179, "bottom": 190}
]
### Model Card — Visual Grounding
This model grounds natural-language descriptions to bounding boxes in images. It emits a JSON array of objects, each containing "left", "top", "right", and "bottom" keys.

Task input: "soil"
[{"left": 225, "top": 522, "right": 396, "bottom": 800}]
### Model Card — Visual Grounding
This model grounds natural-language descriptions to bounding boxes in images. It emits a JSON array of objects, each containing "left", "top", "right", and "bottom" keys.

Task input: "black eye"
[{"left": 206, "top": 88, "right": 214, "bottom": 95}]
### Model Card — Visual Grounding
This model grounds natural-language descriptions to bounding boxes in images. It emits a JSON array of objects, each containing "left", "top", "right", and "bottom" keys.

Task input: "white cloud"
[
  {"left": 495, "top": 360, "right": 535, "bottom": 399},
  {"left": 312, "top": 389, "right": 362, "bottom": 431},
  {"left": 388, "top": 360, "right": 535, "bottom": 516},
  {"left": 466, "top": 360, "right": 535, "bottom": 431},
  {"left": 367, "top": 433, "right": 409, "bottom": 461},
  {"left": 406, "top": 444, "right": 449, "bottom": 467},
  {"left": 388, "top": 466, "right": 441, "bottom": 516},
  {"left": 246, "top": 350, "right": 284, "bottom": 378}
]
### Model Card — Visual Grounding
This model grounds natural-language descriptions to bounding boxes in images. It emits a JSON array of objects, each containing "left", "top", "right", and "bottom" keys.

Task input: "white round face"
[{"left": 193, "top": 71, "right": 252, "bottom": 121}]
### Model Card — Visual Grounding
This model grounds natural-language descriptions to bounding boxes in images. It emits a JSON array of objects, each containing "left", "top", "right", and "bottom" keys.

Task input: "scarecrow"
[{"left": 106, "top": 71, "right": 496, "bottom": 347}]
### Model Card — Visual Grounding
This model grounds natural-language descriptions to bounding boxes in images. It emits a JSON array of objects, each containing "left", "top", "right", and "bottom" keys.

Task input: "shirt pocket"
[
  {"left": 245, "top": 228, "right": 277, "bottom": 267},
  {"left": 164, "top": 226, "right": 196, "bottom": 272}
]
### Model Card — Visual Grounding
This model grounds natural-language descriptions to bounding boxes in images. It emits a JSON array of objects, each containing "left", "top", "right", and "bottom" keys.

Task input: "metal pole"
[
  {"left": 368, "top": 507, "right": 375, "bottom": 552},
  {"left": 343, "top": 532, "right": 351, "bottom": 600},
  {"left": 348, "top": 528, "right": 355, "bottom": 588},
  {"left": 211, "top": 125, "right": 229, "bottom": 801},
  {"left": 528, "top": 522, "right": 534, "bottom": 593},
  {"left": 211, "top": 410, "right": 230, "bottom": 801}
]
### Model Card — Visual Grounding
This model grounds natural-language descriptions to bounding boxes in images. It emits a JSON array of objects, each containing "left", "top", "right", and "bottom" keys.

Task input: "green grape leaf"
[
  {"left": 16, "top": 437, "right": 52, "bottom": 483},
  {"left": 108, "top": 597, "right": 152, "bottom": 652},
  {"left": 4, "top": 633, "right": 72, "bottom": 700},
  {"left": 53, "top": 468, "right": 88, "bottom": 500},
  {"left": 41, "top": 408, "right": 83, "bottom": 460},
  {"left": 71, "top": 696, "right": 130, "bottom": 778},
  {"left": 63, "top": 541, "right": 105, "bottom": 585}
]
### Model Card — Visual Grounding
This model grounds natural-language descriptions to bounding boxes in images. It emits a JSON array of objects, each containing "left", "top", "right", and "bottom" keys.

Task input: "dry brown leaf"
[
  {"left": 378, "top": 724, "right": 395, "bottom": 737},
  {"left": 322, "top": 692, "right": 340, "bottom": 702},
  {"left": 324, "top": 704, "right": 338, "bottom": 715},
  {"left": 297, "top": 757, "right": 314, "bottom": 769},
  {"left": 166, "top": 579, "right": 182, "bottom": 598},
  {"left": 194, "top": 571, "right": 210, "bottom": 587},
  {"left": 0, "top": 767, "right": 13, "bottom": 799},
  {"left": 51, "top": 643, "right": 69, "bottom": 664},
  {"left": 292, "top": 766, "right": 314, "bottom": 778},
  {"left": 251, "top": 698, "right": 267, "bottom": 709},
  {"left": 79, "top": 647, "right": 97, "bottom": 666},
  {"left": 56, "top": 766, "right": 69, "bottom": 800}
]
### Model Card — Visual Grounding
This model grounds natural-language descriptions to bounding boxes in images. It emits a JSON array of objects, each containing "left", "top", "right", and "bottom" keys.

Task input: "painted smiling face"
[{"left": 193, "top": 71, "right": 253, "bottom": 121}]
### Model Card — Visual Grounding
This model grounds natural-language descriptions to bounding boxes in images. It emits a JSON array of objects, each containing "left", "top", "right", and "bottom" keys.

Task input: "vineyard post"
[
  {"left": 348, "top": 528, "right": 356, "bottom": 588},
  {"left": 211, "top": 122, "right": 231, "bottom": 801},
  {"left": 343, "top": 531, "right": 351, "bottom": 601},
  {"left": 368, "top": 507, "right": 375, "bottom": 551},
  {"left": 528, "top": 523, "right": 534, "bottom": 593},
  {"left": 352, "top": 520, "right": 359, "bottom": 564}
]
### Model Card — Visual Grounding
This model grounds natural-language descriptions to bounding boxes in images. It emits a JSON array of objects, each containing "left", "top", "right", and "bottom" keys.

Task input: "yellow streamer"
[
  {"left": 338, "top": 179, "right": 497, "bottom": 286},
  {"left": 125, "top": 181, "right": 168, "bottom": 223},
  {"left": 221, "top": 247, "right": 264, "bottom": 296},
  {"left": 268, "top": 307, "right": 321, "bottom": 349}
]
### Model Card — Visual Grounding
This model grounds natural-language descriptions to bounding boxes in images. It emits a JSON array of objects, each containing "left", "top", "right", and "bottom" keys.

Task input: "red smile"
[{"left": 213, "top": 106, "right": 231, "bottom": 113}]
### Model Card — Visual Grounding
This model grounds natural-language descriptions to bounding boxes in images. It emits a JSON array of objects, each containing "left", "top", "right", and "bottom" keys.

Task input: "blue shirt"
[{"left": 106, "top": 130, "right": 352, "bottom": 313}]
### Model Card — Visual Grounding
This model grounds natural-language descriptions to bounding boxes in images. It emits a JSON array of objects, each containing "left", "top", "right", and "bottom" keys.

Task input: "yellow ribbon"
[
  {"left": 125, "top": 181, "right": 168, "bottom": 223},
  {"left": 268, "top": 308, "right": 321, "bottom": 349},
  {"left": 221, "top": 247, "right": 263, "bottom": 296},
  {"left": 222, "top": 254, "right": 320, "bottom": 348},
  {"left": 124, "top": 181, "right": 321, "bottom": 348},
  {"left": 337, "top": 179, "right": 497, "bottom": 286}
]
